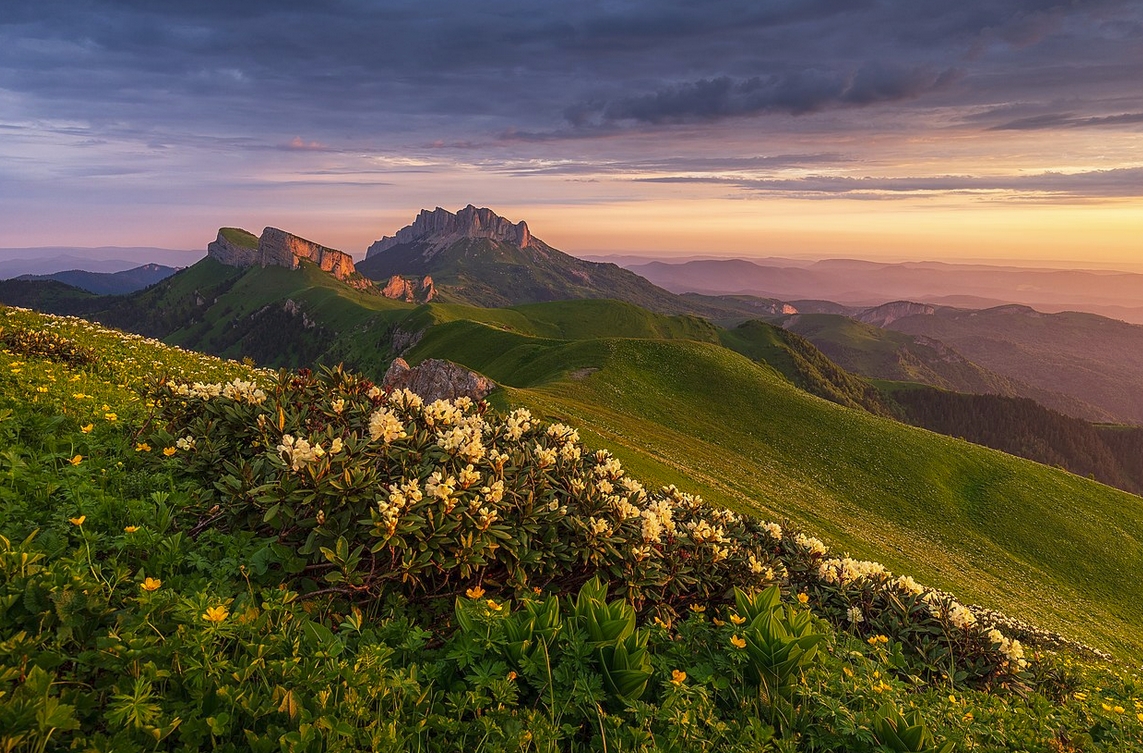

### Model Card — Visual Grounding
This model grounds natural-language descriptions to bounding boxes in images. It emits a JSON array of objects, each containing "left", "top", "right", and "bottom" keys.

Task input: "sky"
[{"left": 1, "top": 0, "right": 1141, "bottom": 263}]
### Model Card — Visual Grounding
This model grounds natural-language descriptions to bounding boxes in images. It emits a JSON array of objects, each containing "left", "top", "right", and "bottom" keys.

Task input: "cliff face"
[
  {"left": 206, "top": 230, "right": 259, "bottom": 267},
  {"left": 258, "top": 227, "right": 358, "bottom": 280},
  {"left": 207, "top": 227, "right": 368, "bottom": 288},
  {"left": 366, "top": 205, "right": 535, "bottom": 258}
]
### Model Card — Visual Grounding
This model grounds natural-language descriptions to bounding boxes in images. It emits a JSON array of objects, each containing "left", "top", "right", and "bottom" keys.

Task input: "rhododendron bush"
[{"left": 149, "top": 366, "right": 1038, "bottom": 686}]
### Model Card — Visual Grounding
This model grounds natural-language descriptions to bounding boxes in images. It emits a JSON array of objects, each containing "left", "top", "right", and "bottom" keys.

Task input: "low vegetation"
[{"left": 3, "top": 305, "right": 1143, "bottom": 750}]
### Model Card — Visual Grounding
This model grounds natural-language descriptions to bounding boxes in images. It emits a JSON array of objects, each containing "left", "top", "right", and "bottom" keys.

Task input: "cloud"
[
  {"left": 640, "top": 166, "right": 1143, "bottom": 201},
  {"left": 990, "top": 112, "right": 1143, "bottom": 130},
  {"left": 566, "top": 65, "right": 961, "bottom": 126},
  {"left": 283, "top": 137, "right": 328, "bottom": 151}
]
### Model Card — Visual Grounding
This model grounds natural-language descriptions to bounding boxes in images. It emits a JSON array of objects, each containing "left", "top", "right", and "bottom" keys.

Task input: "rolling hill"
[
  {"left": 885, "top": 305, "right": 1143, "bottom": 426},
  {"left": 4, "top": 249, "right": 1143, "bottom": 659},
  {"left": 15, "top": 263, "right": 178, "bottom": 294}
]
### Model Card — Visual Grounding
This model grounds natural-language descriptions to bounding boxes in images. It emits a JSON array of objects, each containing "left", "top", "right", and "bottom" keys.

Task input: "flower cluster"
[{"left": 149, "top": 365, "right": 1053, "bottom": 685}]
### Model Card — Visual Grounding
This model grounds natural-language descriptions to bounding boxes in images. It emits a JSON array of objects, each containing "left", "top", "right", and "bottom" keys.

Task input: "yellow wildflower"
[
  {"left": 796, "top": 593, "right": 809, "bottom": 604},
  {"left": 730, "top": 614, "right": 746, "bottom": 626},
  {"left": 162, "top": 447, "right": 177, "bottom": 457},
  {"left": 1137, "top": 713, "right": 1143, "bottom": 723},
  {"left": 135, "top": 442, "right": 151, "bottom": 452},
  {"left": 203, "top": 605, "right": 229, "bottom": 623},
  {"left": 486, "top": 599, "right": 503, "bottom": 611},
  {"left": 466, "top": 586, "right": 485, "bottom": 599},
  {"left": 843, "top": 667, "right": 854, "bottom": 678},
  {"left": 105, "top": 412, "right": 117, "bottom": 422},
  {"left": 141, "top": 577, "right": 162, "bottom": 592},
  {"left": 124, "top": 525, "right": 140, "bottom": 533},
  {"left": 69, "top": 515, "right": 86, "bottom": 526},
  {"left": 507, "top": 671, "right": 517, "bottom": 682},
  {"left": 80, "top": 423, "right": 93, "bottom": 433},
  {"left": 671, "top": 669, "right": 687, "bottom": 686},
  {"left": 948, "top": 695, "right": 957, "bottom": 704},
  {"left": 730, "top": 634, "right": 747, "bottom": 649},
  {"left": 689, "top": 604, "right": 705, "bottom": 613},
  {"left": 70, "top": 454, "right": 83, "bottom": 465},
  {"left": 712, "top": 617, "right": 726, "bottom": 626}
]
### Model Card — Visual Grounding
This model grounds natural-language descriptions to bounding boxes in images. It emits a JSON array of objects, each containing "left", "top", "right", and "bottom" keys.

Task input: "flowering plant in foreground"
[{"left": 149, "top": 365, "right": 1041, "bottom": 686}]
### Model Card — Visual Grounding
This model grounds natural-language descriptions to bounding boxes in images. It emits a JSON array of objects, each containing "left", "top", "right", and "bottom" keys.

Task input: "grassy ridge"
[{"left": 406, "top": 328, "right": 1143, "bottom": 658}]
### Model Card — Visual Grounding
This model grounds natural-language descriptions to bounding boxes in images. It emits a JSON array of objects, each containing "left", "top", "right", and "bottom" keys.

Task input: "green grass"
[
  {"left": 219, "top": 226, "right": 260, "bottom": 249},
  {"left": 405, "top": 323, "right": 1143, "bottom": 659}
]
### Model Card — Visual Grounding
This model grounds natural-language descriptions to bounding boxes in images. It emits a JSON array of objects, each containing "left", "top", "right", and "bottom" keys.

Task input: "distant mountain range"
[
  {"left": 7, "top": 206, "right": 1143, "bottom": 484},
  {"left": 0, "top": 246, "right": 201, "bottom": 278},
  {"left": 625, "top": 257, "right": 1143, "bottom": 324},
  {"left": 15, "top": 264, "right": 178, "bottom": 295}
]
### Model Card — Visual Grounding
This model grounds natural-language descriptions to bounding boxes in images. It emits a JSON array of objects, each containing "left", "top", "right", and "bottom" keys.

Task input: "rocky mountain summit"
[
  {"left": 207, "top": 227, "right": 368, "bottom": 289},
  {"left": 366, "top": 205, "right": 535, "bottom": 259}
]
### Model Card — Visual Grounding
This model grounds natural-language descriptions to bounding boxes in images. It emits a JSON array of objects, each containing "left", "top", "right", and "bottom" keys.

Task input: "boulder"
[{"left": 382, "top": 357, "right": 496, "bottom": 402}]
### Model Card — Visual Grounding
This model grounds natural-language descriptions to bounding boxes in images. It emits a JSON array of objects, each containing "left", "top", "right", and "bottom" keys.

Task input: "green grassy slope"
[{"left": 405, "top": 326, "right": 1143, "bottom": 658}]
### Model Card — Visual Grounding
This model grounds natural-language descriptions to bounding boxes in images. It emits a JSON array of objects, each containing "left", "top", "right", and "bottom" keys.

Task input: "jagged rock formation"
[
  {"left": 380, "top": 275, "right": 436, "bottom": 303},
  {"left": 206, "top": 227, "right": 371, "bottom": 290},
  {"left": 367, "top": 205, "right": 535, "bottom": 258},
  {"left": 382, "top": 357, "right": 496, "bottom": 402}
]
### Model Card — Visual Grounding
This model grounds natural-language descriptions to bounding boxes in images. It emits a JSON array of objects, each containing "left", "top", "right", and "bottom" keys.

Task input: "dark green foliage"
[{"left": 886, "top": 383, "right": 1143, "bottom": 494}]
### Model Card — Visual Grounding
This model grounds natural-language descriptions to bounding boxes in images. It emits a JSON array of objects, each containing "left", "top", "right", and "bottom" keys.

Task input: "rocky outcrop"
[
  {"left": 857, "top": 301, "right": 936, "bottom": 328},
  {"left": 208, "top": 226, "right": 366, "bottom": 287},
  {"left": 380, "top": 275, "right": 437, "bottom": 303},
  {"left": 382, "top": 357, "right": 496, "bottom": 402},
  {"left": 366, "top": 205, "right": 536, "bottom": 258},
  {"left": 258, "top": 227, "right": 358, "bottom": 281},
  {"left": 207, "top": 229, "right": 259, "bottom": 267}
]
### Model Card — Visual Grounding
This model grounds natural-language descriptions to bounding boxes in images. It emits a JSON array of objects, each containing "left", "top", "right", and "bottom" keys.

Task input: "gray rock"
[{"left": 382, "top": 357, "right": 496, "bottom": 402}]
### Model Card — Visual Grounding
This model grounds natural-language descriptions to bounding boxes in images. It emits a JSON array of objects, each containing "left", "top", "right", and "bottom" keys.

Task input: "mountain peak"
[{"left": 366, "top": 205, "right": 535, "bottom": 258}]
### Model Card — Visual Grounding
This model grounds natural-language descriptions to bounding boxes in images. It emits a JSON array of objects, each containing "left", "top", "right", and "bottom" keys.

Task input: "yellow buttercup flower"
[
  {"left": 162, "top": 447, "right": 177, "bottom": 457},
  {"left": 730, "top": 614, "right": 746, "bottom": 626},
  {"left": 80, "top": 423, "right": 94, "bottom": 434},
  {"left": 135, "top": 442, "right": 151, "bottom": 452},
  {"left": 124, "top": 525, "right": 140, "bottom": 533},
  {"left": 70, "top": 454, "right": 83, "bottom": 465},
  {"left": 670, "top": 669, "right": 687, "bottom": 685},
  {"left": 689, "top": 604, "right": 705, "bottom": 613},
  {"left": 105, "top": 412, "right": 117, "bottom": 422},
  {"left": 486, "top": 599, "right": 503, "bottom": 611},
  {"left": 466, "top": 586, "right": 486, "bottom": 599},
  {"left": 730, "top": 634, "right": 747, "bottom": 649},
  {"left": 203, "top": 605, "right": 229, "bottom": 623},
  {"left": 141, "top": 577, "right": 162, "bottom": 592},
  {"left": 69, "top": 515, "right": 86, "bottom": 526},
  {"left": 796, "top": 593, "right": 809, "bottom": 604},
  {"left": 712, "top": 617, "right": 726, "bottom": 626}
]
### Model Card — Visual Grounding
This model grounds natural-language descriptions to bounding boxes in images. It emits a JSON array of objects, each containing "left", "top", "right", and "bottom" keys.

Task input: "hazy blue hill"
[
  {"left": 16, "top": 263, "right": 178, "bottom": 294},
  {"left": 887, "top": 305, "right": 1143, "bottom": 425},
  {"left": 779, "top": 312, "right": 1113, "bottom": 422}
]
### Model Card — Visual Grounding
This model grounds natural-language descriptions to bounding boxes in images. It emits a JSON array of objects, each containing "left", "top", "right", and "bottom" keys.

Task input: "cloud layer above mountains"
[{"left": 1, "top": 0, "right": 1140, "bottom": 257}]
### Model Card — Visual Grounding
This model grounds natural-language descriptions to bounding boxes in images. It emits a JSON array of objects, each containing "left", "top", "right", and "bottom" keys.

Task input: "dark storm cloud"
[
  {"left": 1, "top": 0, "right": 1141, "bottom": 212},
  {"left": 567, "top": 65, "right": 961, "bottom": 125}
]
